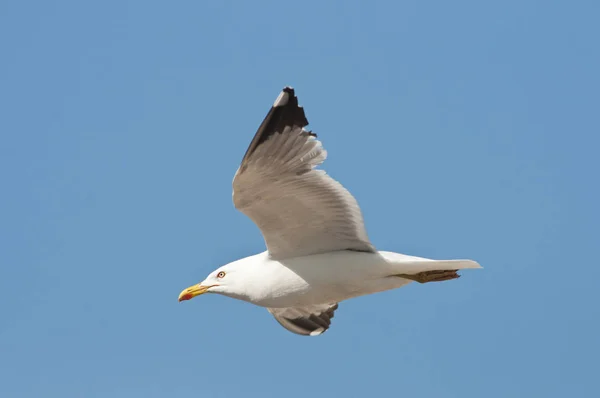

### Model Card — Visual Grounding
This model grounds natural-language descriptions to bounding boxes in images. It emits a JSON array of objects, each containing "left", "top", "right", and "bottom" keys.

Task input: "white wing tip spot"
[
  {"left": 310, "top": 327, "right": 325, "bottom": 336},
  {"left": 273, "top": 90, "right": 289, "bottom": 107}
]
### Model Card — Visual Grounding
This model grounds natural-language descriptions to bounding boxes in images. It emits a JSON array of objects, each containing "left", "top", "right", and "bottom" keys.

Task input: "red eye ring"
[{"left": 216, "top": 271, "right": 226, "bottom": 278}]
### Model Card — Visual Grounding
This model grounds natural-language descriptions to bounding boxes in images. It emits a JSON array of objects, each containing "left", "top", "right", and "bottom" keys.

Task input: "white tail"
[
  {"left": 378, "top": 251, "right": 482, "bottom": 278},
  {"left": 405, "top": 259, "right": 482, "bottom": 272}
]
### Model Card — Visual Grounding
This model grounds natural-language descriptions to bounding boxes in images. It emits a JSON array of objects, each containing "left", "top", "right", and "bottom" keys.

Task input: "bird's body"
[
  {"left": 218, "top": 250, "right": 479, "bottom": 309},
  {"left": 178, "top": 86, "right": 481, "bottom": 336}
]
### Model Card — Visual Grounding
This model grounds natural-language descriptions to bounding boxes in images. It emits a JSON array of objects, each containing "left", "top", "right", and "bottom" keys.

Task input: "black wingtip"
[
  {"left": 273, "top": 86, "right": 298, "bottom": 108},
  {"left": 271, "top": 86, "right": 308, "bottom": 124},
  {"left": 239, "top": 86, "right": 310, "bottom": 166}
]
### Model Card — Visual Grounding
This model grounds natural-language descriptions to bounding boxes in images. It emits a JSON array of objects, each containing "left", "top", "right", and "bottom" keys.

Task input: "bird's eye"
[{"left": 216, "top": 271, "right": 226, "bottom": 278}]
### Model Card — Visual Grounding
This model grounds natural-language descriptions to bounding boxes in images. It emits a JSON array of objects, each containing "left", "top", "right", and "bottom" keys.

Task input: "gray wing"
[
  {"left": 268, "top": 303, "right": 339, "bottom": 336},
  {"left": 232, "top": 87, "right": 375, "bottom": 260}
]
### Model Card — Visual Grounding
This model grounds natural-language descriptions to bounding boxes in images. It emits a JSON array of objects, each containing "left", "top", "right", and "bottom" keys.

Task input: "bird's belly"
[
  {"left": 254, "top": 282, "right": 366, "bottom": 308},
  {"left": 248, "top": 251, "right": 405, "bottom": 308}
]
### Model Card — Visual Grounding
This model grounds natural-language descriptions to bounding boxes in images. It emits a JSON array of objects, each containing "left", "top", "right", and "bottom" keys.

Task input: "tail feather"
[
  {"left": 409, "top": 259, "right": 482, "bottom": 272},
  {"left": 378, "top": 251, "right": 482, "bottom": 279}
]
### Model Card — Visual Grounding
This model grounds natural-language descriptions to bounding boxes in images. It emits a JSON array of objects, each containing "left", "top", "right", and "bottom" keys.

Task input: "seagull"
[{"left": 178, "top": 86, "right": 481, "bottom": 336}]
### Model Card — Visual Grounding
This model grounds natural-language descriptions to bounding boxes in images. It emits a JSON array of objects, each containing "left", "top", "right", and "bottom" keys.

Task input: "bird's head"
[
  {"left": 178, "top": 267, "right": 229, "bottom": 301},
  {"left": 178, "top": 263, "right": 252, "bottom": 302}
]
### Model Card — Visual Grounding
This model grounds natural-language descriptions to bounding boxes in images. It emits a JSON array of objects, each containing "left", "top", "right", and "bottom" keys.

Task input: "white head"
[{"left": 178, "top": 262, "right": 254, "bottom": 303}]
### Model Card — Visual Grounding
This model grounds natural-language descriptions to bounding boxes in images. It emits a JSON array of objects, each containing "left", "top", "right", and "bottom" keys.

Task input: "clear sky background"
[{"left": 1, "top": 1, "right": 599, "bottom": 397}]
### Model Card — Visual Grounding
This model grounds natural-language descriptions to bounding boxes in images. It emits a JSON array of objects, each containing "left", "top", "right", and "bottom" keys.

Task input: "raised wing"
[
  {"left": 232, "top": 87, "right": 375, "bottom": 260},
  {"left": 268, "top": 303, "right": 339, "bottom": 336}
]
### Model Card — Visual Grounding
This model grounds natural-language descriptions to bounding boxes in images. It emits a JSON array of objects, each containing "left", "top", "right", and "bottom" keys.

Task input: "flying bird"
[{"left": 178, "top": 87, "right": 481, "bottom": 336}]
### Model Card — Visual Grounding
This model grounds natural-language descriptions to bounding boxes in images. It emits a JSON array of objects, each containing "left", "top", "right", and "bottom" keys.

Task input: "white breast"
[{"left": 242, "top": 250, "right": 405, "bottom": 308}]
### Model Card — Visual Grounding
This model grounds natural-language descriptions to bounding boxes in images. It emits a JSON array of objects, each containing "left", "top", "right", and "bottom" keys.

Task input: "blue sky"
[{"left": 1, "top": 0, "right": 599, "bottom": 397}]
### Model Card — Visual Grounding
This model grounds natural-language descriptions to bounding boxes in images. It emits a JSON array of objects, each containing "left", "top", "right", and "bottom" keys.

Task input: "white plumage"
[
  {"left": 178, "top": 86, "right": 481, "bottom": 336},
  {"left": 233, "top": 124, "right": 373, "bottom": 259}
]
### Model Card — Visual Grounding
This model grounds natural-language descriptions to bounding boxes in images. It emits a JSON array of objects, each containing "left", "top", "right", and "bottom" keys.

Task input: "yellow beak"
[{"left": 178, "top": 284, "right": 214, "bottom": 302}]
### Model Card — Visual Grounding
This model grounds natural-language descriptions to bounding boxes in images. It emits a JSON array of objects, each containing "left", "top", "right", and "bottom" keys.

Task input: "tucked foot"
[{"left": 395, "top": 269, "right": 460, "bottom": 283}]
